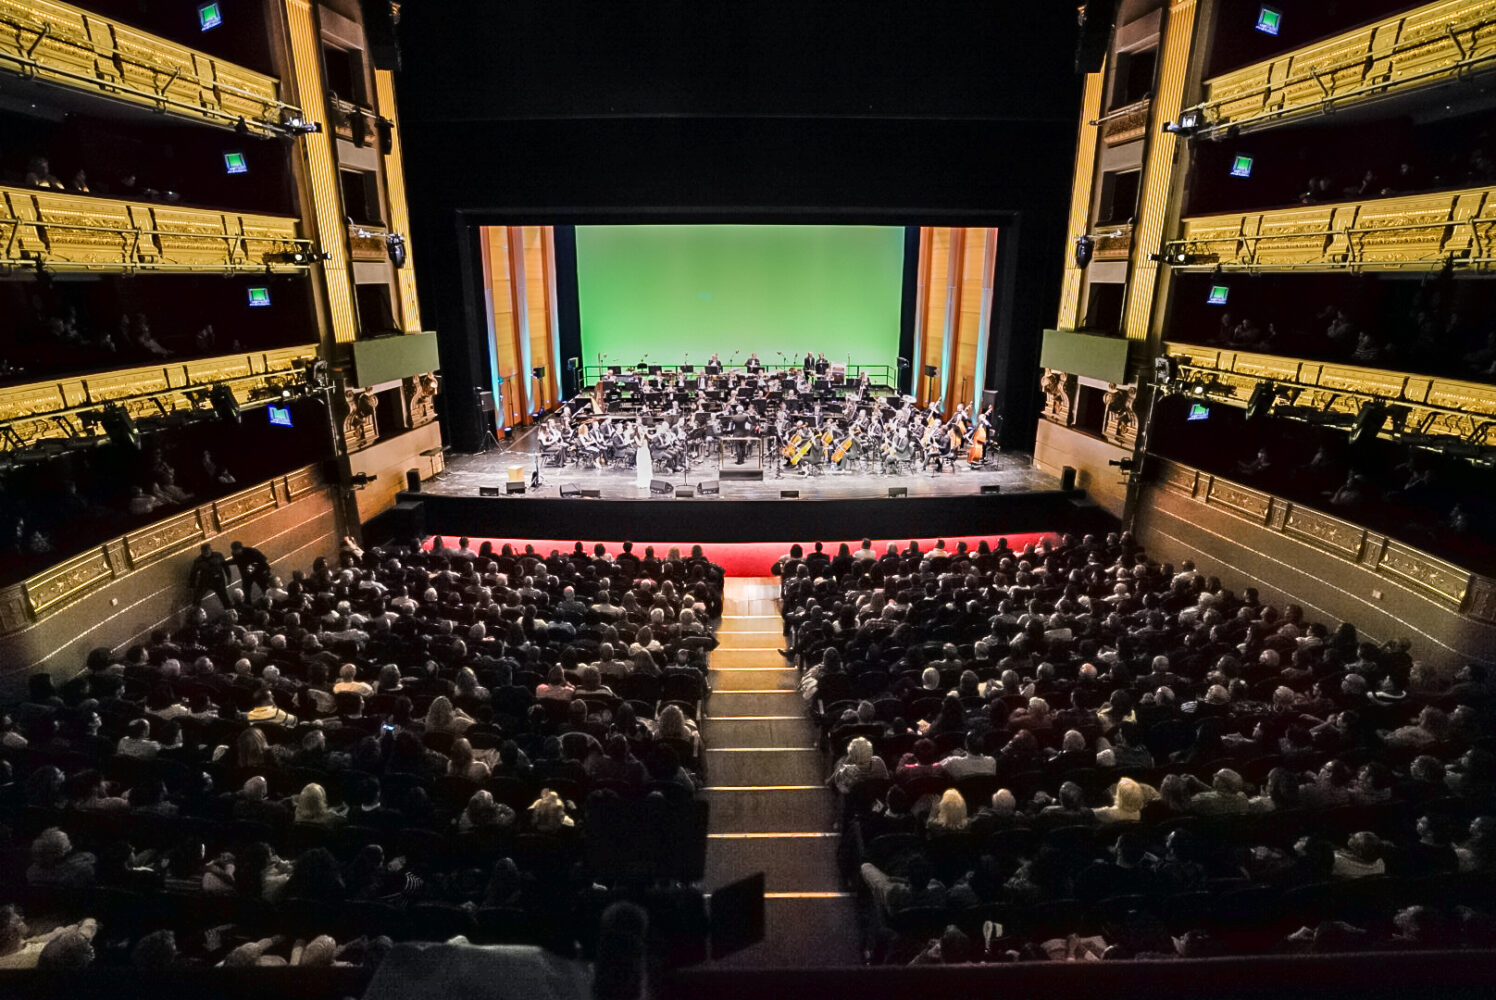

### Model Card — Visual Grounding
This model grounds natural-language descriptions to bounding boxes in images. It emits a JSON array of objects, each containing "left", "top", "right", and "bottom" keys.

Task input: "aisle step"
[
  {"left": 722, "top": 598, "right": 780, "bottom": 616},
  {"left": 712, "top": 632, "right": 783, "bottom": 649},
  {"left": 704, "top": 786, "right": 837, "bottom": 833},
  {"left": 706, "top": 897, "right": 862, "bottom": 967},
  {"left": 706, "top": 748, "right": 823, "bottom": 786},
  {"left": 707, "top": 691, "right": 804, "bottom": 715},
  {"left": 705, "top": 718, "right": 818, "bottom": 748},
  {"left": 703, "top": 833, "right": 843, "bottom": 894},
  {"left": 711, "top": 667, "right": 798, "bottom": 690},
  {"left": 711, "top": 648, "right": 793, "bottom": 669}
]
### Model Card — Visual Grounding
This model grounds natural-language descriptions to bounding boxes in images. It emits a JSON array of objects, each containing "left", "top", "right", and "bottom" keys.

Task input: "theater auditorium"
[{"left": 1, "top": 1, "right": 1495, "bottom": 998}]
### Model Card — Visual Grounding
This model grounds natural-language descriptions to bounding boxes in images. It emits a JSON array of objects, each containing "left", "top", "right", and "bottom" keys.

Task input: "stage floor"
[{"left": 424, "top": 432, "right": 1058, "bottom": 502}]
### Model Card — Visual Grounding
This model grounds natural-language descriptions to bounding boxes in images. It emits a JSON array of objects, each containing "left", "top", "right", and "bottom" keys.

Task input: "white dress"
[{"left": 635, "top": 438, "right": 653, "bottom": 487}]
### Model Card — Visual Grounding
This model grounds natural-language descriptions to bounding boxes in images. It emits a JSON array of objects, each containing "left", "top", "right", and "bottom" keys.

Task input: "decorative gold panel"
[
  {"left": 24, "top": 544, "right": 114, "bottom": 616},
  {"left": 0, "top": 583, "right": 28, "bottom": 633},
  {"left": 1160, "top": 462, "right": 1199, "bottom": 497},
  {"left": 1283, "top": 506, "right": 1366, "bottom": 559},
  {"left": 1102, "top": 98, "right": 1152, "bottom": 146},
  {"left": 0, "top": 186, "right": 311, "bottom": 274},
  {"left": 1378, "top": 540, "right": 1471, "bottom": 606},
  {"left": 1465, "top": 575, "right": 1496, "bottom": 624},
  {"left": 124, "top": 509, "right": 206, "bottom": 566},
  {"left": 1167, "top": 185, "right": 1496, "bottom": 272},
  {"left": 1205, "top": 476, "right": 1271, "bottom": 523},
  {"left": 0, "top": 0, "right": 296, "bottom": 134},
  {"left": 1091, "top": 224, "right": 1134, "bottom": 261},
  {"left": 284, "top": 466, "right": 317, "bottom": 498},
  {"left": 349, "top": 224, "right": 389, "bottom": 263},
  {"left": 213, "top": 482, "right": 279, "bottom": 530},
  {"left": 1196, "top": 0, "right": 1496, "bottom": 135}
]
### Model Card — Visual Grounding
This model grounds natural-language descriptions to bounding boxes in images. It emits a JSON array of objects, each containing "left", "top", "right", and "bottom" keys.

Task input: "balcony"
[
  {"left": 0, "top": 344, "right": 319, "bottom": 453},
  {"left": 1149, "top": 458, "right": 1496, "bottom": 628},
  {"left": 0, "top": 185, "right": 313, "bottom": 274},
  {"left": 1162, "top": 184, "right": 1496, "bottom": 272},
  {"left": 1099, "top": 97, "right": 1151, "bottom": 146},
  {"left": 1089, "top": 222, "right": 1134, "bottom": 262},
  {"left": 0, "top": 0, "right": 296, "bottom": 136},
  {"left": 329, "top": 96, "right": 384, "bottom": 148},
  {"left": 1189, "top": 0, "right": 1496, "bottom": 138},
  {"left": 348, "top": 221, "right": 390, "bottom": 263},
  {"left": 1164, "top": 341, "right": 1496, "bottom": 447}
]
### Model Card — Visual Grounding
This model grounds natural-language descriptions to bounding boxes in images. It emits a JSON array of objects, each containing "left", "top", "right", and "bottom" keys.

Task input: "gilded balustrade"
[
  {"left": 348, "top": 222, "right": 390, "bottom": 263},
  {"left": 1150, "top": 458, "right": 1494, "bottom": 621},
  {"left": 0, "top": 344, "right": 319, "bottom": 451},
  {"left": 0, "top": 0, "right": 297, "bottom": 134},
  {"left": 1165, "top": 341, "right": 1496, "bottom": 447},
  {"left": 0, "top": 185, "right": 313, "bottom": 274},
  {"left": 1162, "top": 184, "right": 1496, "bottom": 273},
  {"left": 1100, "top": 98, "right": 1151, "bottom": 146},
  {"left": 1189, "top": 0, "right": 1496, "bottom": 137}
]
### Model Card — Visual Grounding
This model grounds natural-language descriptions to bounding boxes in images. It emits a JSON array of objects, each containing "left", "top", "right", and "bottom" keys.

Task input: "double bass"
[{"left": 967, "top": 423, "right": 987, "bottom": 466}]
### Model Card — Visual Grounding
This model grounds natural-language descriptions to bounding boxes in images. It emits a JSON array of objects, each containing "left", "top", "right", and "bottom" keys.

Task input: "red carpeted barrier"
[{"left": 421, "top": 532, "right": 1057, "bottom": 576}]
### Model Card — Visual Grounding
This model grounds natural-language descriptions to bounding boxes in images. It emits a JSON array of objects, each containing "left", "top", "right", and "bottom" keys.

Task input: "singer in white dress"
[{"left": 635, "top": 429, "right": 653, "bottom": 487}]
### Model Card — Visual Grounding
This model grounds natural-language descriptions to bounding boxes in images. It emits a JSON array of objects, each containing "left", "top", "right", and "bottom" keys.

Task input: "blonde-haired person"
[
  {"left": 292, "top": 783, "right": 345, "bottom": 829},
  {"left": 423, "top": 695, "right": 474, "bottom": 735},
  {"left": 528, "top": 788, "right": 575, "bottom": 832},
  {"left": 927, "top": 789, "right": 969, "bottom": 834},
  {"left": 1093, "top": 776, "right": 1159, "bottom": 824},
  {"left": 448, "top": 738, "right": 491, "bottom": 782},
  {"left": 829, "top": 737, "right": 890, "bottom": 795},
  {"left": 652, "top": 704, "right": 700, "bottom": 754}
]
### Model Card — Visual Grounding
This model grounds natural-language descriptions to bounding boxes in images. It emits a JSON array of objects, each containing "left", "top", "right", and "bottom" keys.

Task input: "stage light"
[
  {"left": 1162, "top": 109, "right": 1202, "bottom": 136},
  {"left": 265, "top": 250, "right": 312, "bottom": 265},
  {"left": 223, "top": 152, "right": 248, "bottom": 175},
  {"left": 386, "top": 232, "right": 407, "bottom": 268},
  {"left": 1246, "top": 381, "right": 1275, "bottom": 421},
  {"left": 209, "top": 384, "right": 241, "bottom": 424},
  {"left": 1230, "top": 154, "right": 1254, "bottom": 178},
  {"left": 1193, "top": 384, "right": 1206, "bottom": 396},
  {"left": 1256, "top": 6, "right": 1282, "bottom": 35},
  {"left": 198, "top": 2, "right": 222, "bottom": 30},
  {"left": 98, "top": 406, "right": 140, "bottom": 450},
  {"left": 1207, "top": 285, "right": 1230, "bottom": 305},
  {"left": 278, "top": 113, "right": 322, "bottom": 135},
  {"left": 532, "top": 366, "right": 547, "bottom": 380},
  {"left": 1350, "top": 401, "right": 1389, "bottom": 447},
  {"left": 248, "top": 287, "right": 271, "bottom": 307},
  {"left": 1074, "top": 234, "right": 1095, "bottom": 268}
]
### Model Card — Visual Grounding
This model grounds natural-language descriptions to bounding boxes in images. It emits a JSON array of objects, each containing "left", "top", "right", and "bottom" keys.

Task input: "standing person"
[
  {"left": 635, "top": 420, "right": 653, "bottom": 489},
  {"left": 228, "top": 541, "right": 272, "bottom": 603},
  {"left": 188, "top": 544, "right": 232, "bottom": 610}
]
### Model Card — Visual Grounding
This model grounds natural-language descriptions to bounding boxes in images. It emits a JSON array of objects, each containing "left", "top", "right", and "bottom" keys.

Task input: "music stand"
[{"left": 476, "top": 389, "right": 501, "bottom": 453}]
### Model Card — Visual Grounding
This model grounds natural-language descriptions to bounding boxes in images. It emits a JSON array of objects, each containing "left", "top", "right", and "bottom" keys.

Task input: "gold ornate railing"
[
  {"left": 1101, "top": 97, "right": 1152, "bottom": 145},
  {"left": 329, "top": 96, "right": 382, "bottom": 147},
  {"left": 1150, "top": 458, "right": 1496, "bottom": 622},
  {"left": 0, "top": 0, "right": 297, "bottom": 135},
  {"left": 0, "top": 465, "right": 325, "bottom": 635},
  {"left": 1164, "top": 341, "right": 1496, "bottom": 446},
  {"left": 348, "top": 222, "right": 389, "bottom": 263},
  {"left": 0, "top": 344, "right": 319, "bottom": 451},
  {"left": 1190, "top": 0, "right": 1496, "bottom": 137},
  {"left": 1090, "top": 222, "right": 1134, "bottom": 261},
  {"left": 0, "top": 185, "right": 312, "bottom": 274},
  {"left": 1162, "top": 184, "right": 1496, "bottom": 272}
]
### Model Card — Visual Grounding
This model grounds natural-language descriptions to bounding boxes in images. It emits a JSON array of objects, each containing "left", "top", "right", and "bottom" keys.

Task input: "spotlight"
[
  {"left": 532, "top": 366, "right": 546, "bottom": 380},
  {"left": 348, "top": 472, "right": 375, "bottom": 487},
  {"left": 1162, "top": 108, "right": 1203, "bottom": 135},
  {"left": 1074, "top": 234, "right": 1095, "bottom": 268},
  {"left": 98, "top": 406, "right": 140, "bottom": 450},
  {"left": 1349, "top": 400, "right": 1389, "bottom": 447},
  {"left": 278, "top": 112, "right": 322, "bottom": 135},
  {"left": 209, "top": 383, "right": 241, "bottom": 423},
  {"left": 1246, "top": 381, "right": 1275, "bottom": 421},
  {"left": 1153, "top": 356, "right": 1178, "bottom": 385},
  {"left": 386, "top": 232, "right": 407, "bottom": 268}
]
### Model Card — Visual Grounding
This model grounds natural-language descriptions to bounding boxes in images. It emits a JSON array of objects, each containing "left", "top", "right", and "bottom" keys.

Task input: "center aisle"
[{"left": 700, "top": 577, "right": 862, "bottom": 966}]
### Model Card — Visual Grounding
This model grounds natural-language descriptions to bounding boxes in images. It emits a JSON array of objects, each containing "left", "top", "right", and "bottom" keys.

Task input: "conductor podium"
[{"left": 719, "top": 436, "right": 765, "bottom": 481}]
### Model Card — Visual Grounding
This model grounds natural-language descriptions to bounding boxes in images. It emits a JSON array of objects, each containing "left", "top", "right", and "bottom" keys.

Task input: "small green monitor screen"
[
  {"left": 224, "top": 151, "right": 247, "bottom": 174},
  {"left": 247, "top": 287, "right": 271, "bottom": 307},
  {"left": 198, "top": 2, "right": 222, "bottom": 29},
  {"left": 1188, "top": 402, "right": 1210, "bottom": 421},
  {"left": 574, "top": 225, "right": 906, "bottom": 369},
  {"left": 1256, "top": 7, "right": 1281, "bottom": 34},
  {"left": 1230, "top": 154, "right": 1254, "bottom": 178},
  {"left": 1207, "top": 285, "right": 1230, "bottom": 305}
]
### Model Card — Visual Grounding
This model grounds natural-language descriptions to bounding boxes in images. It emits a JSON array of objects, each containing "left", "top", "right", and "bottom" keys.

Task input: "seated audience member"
[
  {"left": 830, "top": 736, "right": 890, "bottom": 795},
  {"left": 0, "top": 908, "right": 97, "bottom": 970},
  {"left": 27, "top": 828, "right": 96, "bottom": 888}
]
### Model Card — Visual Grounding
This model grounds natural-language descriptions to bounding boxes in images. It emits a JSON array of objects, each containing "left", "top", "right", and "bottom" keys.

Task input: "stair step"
[
  {"left": 711, "top": 668, "right": 799, "bottom": 692},
  {"left": 706, "top": 748, "right": 824, "bottom": 786},
  {"left": 706, "top": 896, "right": 862, "bottom": 967},
  {"left": 702, "top": 718, "right": 818, "bottom": 748},
  {"left": 705, "top": 786, "right": 837, "bottom": 833},
  {"left": 707, "top": 691, "right": 804, "bottom": 715},
  {"left": 703, "top": 834, "right": 844, "bottom": 894},
  {"left": 711, "top": 631, "right": 784, "bottom": 649},
  {"left": 711, "top": 648, "right": 793, "bottom": 669}
]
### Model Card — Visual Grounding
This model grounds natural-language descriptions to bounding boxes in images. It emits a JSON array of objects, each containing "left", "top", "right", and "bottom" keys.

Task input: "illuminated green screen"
[{"left": 574, "top": 224, "right": 906, "bottom": 369}]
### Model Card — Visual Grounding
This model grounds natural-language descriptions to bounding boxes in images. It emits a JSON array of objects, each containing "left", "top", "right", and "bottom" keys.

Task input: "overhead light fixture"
[
  {"left": 278, "top": 113, "right": 323, "bottom": 135},
  {"left": 1246, "top": 380, "right": 1275, "bottom": 421},
  {"left": 1074, "top": 234, "right": 1095, "bottom": 268},
  {"left": 386, "top": 232, "right": 407, "bottom": 268},
  {"left": 209, "top": 383, "right": 242, "bottom": 424},
  {"left": 97, "top": 406, "right": 141, "bottom": 450},
  {"left": 1162, "top": 108, "right": 1203, "bottom": 136}
]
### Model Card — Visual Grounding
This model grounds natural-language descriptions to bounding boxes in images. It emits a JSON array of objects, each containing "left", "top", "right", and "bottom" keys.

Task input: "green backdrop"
[{"left": 573, "top": 224, "right": 906, "bottom": 371}]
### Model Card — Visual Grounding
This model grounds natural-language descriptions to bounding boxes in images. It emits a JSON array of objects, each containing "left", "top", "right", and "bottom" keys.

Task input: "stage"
[{"left": 392, "top": 426, "right": 1114, "bottom": 545}]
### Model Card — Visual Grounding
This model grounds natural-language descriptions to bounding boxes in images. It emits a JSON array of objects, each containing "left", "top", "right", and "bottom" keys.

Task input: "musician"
[
  {"left": 706, "top": 352, "right": 722, "bottom": 374},
  {"left": 727, "top": 404, "right": 755, "bottom": 464},
  {"left": 803, "top": 351, "right": 815, "bottom": 373},
  {"left": 745, "top": 352, "right": 762, "bottom": 372},
  {"left": 815, "top": 352, "right": 829, "bottom": 375}
]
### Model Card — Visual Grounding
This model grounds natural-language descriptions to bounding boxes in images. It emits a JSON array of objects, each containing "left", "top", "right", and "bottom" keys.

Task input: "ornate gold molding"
[
  {"left": 0, "top": 0, "right": 296, "bottom": 135},
  {"left": 1102, "top": 98, "right": 1152, "bottom": 146},
  {"left": 1150, "top": 457, "right": 1493, "bottom": 620},
  {"left": 0, "top": 186, "right": 311, "bottom": 274},
  {"left": 1194, "top": 0, "right": 1496, "bottom": 137},
  {"left": 1166, "top": 184, "right": 1496, "bottom": 273},
  {"left": 348, "top": 223, "right": 389, "bottom": 263},
  {"left": 1166, "top": 341, "right": 1496, "bottom": 445},
  {"left": 8, "top": 464, "right": 327, "bottom": 634},
  {"left": 0, "top": 345, "right": 319, "bottom": 450}
]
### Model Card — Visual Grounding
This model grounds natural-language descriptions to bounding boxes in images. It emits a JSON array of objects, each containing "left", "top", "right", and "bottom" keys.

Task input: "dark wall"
[{"left": 392, "top": 2, "right": 1084, "bottom": 453}]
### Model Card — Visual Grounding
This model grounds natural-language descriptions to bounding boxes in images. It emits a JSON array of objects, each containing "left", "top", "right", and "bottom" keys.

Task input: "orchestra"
[{"left": 537, "top": 359, "right": 999, "bottom": 478}]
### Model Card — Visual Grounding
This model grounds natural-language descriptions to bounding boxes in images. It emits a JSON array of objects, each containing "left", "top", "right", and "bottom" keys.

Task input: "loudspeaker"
[
  {"left": 506, "top": 481, "right": 525, "bottom": 494},
  {"left": 675, "top": 487, "right": 693, "bottom": 499},
  {"left": 391, "top": 499, "right": 424, "bottom": 540},
  {"left": 980, "top": 484, "right": 1002, "bottom": 495},
  {"left": 405, "top": 468, "right": 421, "bottom": 493},
  {"left": 580, "top": 488, "right": 602, "bottom": 498},
  {"left": 209, "top": 383, "right": 241, "bottom": 423},
  {"left": 1061, "top": 466, "right": 1078, "bottom": 491},
  {"left": 360, "top": 0, "right": 401, "bottom": 70},
  {"left": 780, "top": 490, "right": 799, "bottom": 499},
  {"left": 479, "top": 486, "right": 501, "bottom": 497},
  {"left": 981, "top": 389, "right": 999, "bottom": 413},
  {"left": 559, "top": 484, "right": 581, "bottom": 498},
  {"left": 650, "top": 479, "right": 674, "bottom": 496},
  {"left": 697, "top": 480, "right": 720, "bottom": 496},
  {"left": 888, "top": 487, "right": 908, "bottom": 498}
]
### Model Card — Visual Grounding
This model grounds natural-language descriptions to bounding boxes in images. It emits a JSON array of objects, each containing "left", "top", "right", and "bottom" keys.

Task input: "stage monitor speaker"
[
  {"left": 675, "top": 487, "right": 693, "bottom": 499},
  {"left": 506, "top": 481, "right": 525, "bottom": 494},
  {"left": 478, "top": 486, "right": 501, "bottom": 497},
  {"left": 780, "top": 490, "right": 799, "bottom": 499},
  {"left": 559, "top": 484, "right": 581, "bottom": 498},
  {"left": 980, "top": 484, "right": 1002, "bottom": 495},
  {"left": 697, "top": 480, "right": 720, "bottom": 496},
  {"left": 888, "top": 487, "right": 908, "bottom": 498},
  {"left": 650, "top": 479, "right": 674, "bottom": 496},
  {"left": 1061, "top": 466, "right": 1078, "bottom": 491},
  {"left": 360, "top": 0, "right": 400, "bottom": 69},
  {"left": 580, "top": 488, "right": 602, "bottom": 498},
  {"left": 405, "top": 468, "right": 421, "bottom": 493},
  {"left": 390, "top": 499, "right": 424, "bottom": 540}
]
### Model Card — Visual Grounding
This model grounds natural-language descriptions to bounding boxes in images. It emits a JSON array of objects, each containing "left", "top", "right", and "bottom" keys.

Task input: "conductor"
[{"left": 728, "top": 405, "right": 754, "bottom": 464}]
